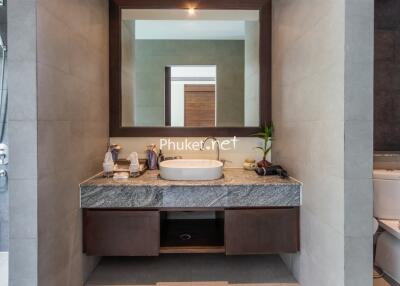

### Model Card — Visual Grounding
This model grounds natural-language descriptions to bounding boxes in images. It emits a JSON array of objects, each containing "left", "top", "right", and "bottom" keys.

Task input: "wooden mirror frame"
[{"left": 110, "top": 0, "right": 271, "bottom": 137}]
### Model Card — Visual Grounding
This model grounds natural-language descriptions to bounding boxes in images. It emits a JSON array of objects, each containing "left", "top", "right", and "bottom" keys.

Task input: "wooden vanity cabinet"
[
  {"left": 225, "top": 208, "right": 299, "bottom": 255},
  {"left": 83, "top": 208, "right": 299, "bottom": 256},
  {"left": 83, "top": 210, "right": 159, "bottom": 256}
]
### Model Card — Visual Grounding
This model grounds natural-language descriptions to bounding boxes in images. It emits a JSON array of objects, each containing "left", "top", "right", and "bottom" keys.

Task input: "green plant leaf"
[
  {"left": 251, "top": 132, "right": 267, "bottom": 137},
  {"left": 250, "top": 122, "right": 274, "bottom": 155},
  {"left": 251, "top": 132, "right": 268, "bottom": 139}
]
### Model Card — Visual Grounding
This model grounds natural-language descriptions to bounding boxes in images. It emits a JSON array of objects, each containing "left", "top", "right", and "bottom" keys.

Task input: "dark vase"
[{"left": 257, "top": 159, "right": 272, "bottom": 168}]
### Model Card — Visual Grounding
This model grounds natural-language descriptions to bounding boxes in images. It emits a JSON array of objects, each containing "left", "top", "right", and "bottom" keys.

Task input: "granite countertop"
[{"left": 80, "top": 168, "right": 302, "bottom": 209}]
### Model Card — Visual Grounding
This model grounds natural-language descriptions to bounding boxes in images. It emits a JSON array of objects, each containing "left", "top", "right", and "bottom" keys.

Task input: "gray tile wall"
[
  {"left": 344, "top": 1, "right": 374, "bottom": 285},
  {"left": 244, "top": 21, "right": 259, "bottom": 127},
  {"left": 121, "top": 21, "right": 135, "bottom": 127},
  {"left": 132, "top": 40, "right": 245, "bottom": 127},
  {"left": 272, "top": 0, "right": 373, "bottom": 285},
  {"left": 374, "top": 0, "right": 400, "bottom": 151},
  {"left": 36, "top": 0, "right": 109, "bottom": 285},
  {"left": 8, "top": 0, "right": 38, "bottom": 285}
]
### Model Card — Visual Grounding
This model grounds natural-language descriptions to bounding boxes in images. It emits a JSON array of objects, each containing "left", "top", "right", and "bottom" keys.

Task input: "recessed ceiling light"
[{"left": 188, "top": 7, "right": 195, "bottom": 15}]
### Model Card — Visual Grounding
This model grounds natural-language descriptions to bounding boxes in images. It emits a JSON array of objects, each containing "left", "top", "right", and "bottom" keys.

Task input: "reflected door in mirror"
[{"left": 184, "top": 84, "right": 216, "bottom": 127}]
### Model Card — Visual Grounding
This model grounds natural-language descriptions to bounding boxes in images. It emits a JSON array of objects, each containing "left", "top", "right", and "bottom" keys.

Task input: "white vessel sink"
[{"left": 159, "top": 159, "right": 223, "bottom": 181}]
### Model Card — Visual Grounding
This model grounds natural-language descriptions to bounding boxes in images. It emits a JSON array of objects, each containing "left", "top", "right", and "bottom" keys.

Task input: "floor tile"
[
  {"left": 374, "top": 272, "right": 399, "bottom": 286},
  {"left": 86, "top": 254, "right": 298, "bottom": 286}
]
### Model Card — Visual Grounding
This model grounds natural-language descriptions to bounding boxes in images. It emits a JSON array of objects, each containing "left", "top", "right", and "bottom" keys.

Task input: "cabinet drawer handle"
[{"left": 179, "top": 233, "right": 192, "bottom": 241}]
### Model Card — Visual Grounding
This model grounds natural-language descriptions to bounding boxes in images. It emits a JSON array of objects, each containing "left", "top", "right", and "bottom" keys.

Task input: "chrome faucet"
[{"left": 201, "top": 136, "right": 220, "bottom": 161}]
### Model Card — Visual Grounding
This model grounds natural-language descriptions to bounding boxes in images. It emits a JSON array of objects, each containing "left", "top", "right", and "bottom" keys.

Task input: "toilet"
[{"left": 373, "top": 169, "right": 400, "bottom": 283}]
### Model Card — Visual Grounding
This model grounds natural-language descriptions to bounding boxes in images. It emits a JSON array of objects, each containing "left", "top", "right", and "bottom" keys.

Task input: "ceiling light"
[{"left": 188, "top": 7, "right": 195, "bottom": 15}]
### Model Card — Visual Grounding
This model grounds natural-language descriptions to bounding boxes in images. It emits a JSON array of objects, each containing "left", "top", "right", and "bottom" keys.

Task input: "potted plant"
[{"left": 251, "top": 122, "right": 273, "bottom": 168}]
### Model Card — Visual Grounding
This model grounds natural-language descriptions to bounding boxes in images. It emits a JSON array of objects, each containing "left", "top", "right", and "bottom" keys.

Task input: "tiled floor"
[
  {"left": 374, "top": 269, "right": 399, "bottom": 286},
  {"left": 374, "top": 277, "right": 391, "bottom": 286},
  {"left": 86, "top": 254, "right": 298, "bottom": 286},
  {"left": 0, "top": 252, "right": 8, "bottom": 286}
]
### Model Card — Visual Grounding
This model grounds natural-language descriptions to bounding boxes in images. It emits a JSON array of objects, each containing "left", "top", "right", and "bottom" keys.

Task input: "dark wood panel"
[
  {"left": 160, "top": 246, "right": 225, "bottom": 254},
  {"left": 109, "top": 0, "right": 272, "bottom": 137},
  {"left": 160, "top": 219, "right": 224, "bottom": 248},
  {"left": 114, "top": 0, "right": 268, "bottom": 9},
  {"left": 225, "top": 208, "right": 299, "bottom": 255},
  {"left": 184, "top": 84, "right": 215, "bottom": 127},
  {"left": 84, "top": 210, "right": 160, "bottom": 256},
  {"left": 165, "top": 66, "right": 171, "bottom": 126},
  {"left": 259, "top": 1, "right": 272, "bottom": 124},
  {"left": 109, "top": 0, "right": 122, "bottom": 135},
  {"left": 110, "top": 126, "right": 262, "bottom": 137},
  {"left": 185, "top": 85, "right": 215, "bottom": 92}
]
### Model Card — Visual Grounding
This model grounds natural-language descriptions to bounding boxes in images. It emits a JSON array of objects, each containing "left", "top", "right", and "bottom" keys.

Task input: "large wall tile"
[
  {"left": 272, "top": 0, "right": 373, "bottom": 285},
  {"left": 8, "top": 120, "right": 37, "bottom": 180},
  {"left": 36, "top": 1, "right": 109, "bottom": 285},
  {"left": 9, "top": 237, "right": 38, "bottom": 285},
  {"left": 9, "top": 179, "right": 37, "bottom": 239},
  {"left": 7, "top": 0, "right": 36, "bottom": 63},
  {"left": 7, "top": 59, "right": 37, "bottom": 121},
  {"left": 37, "top": 64, "right": 73, "bottom": 121},
  {"left": 344, "top": 178, "right": 373, "bottom": 238},
  {"left": 8, "top": 0, "right": 39, "bottom": 285},
  {"left": 375, "top": 31, "right": 395, "bottom": 61},
  {"left": 344, "top": 120, "right": 373, "bottom": 179},
  {"left": 36, "top": 3, "right": 71, "bottom": 73},
  {"left": 375, "top": 0, "right": 400, "bottom": 30},
  {"left": 374, "top": 1, "right": 400, "bottom": 150},
  {"left": 344, "top": 236, "right": 373, "bottom": 286}
]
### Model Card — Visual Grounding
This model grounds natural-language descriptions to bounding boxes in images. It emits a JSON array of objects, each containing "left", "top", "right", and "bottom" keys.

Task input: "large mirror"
[
  {"left": 110, "top": 0, "right": 271, "bottom": 137},
  {"left": 121, "top": 9, "right": 260, "bottom": 128}
]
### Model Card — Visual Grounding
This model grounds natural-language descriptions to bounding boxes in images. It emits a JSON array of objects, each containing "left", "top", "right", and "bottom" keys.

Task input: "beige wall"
[
  {"left": 36, "top": 1, "right": 109, "bottom": 285},
  {"left": 272, "top": 0, "right": 373, "bottom": 285},
  {"left": 110, "top": 137, "right": 266, "bottom": 168}
]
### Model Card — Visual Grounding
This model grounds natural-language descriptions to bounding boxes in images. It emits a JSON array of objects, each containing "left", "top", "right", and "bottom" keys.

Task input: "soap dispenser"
[
  {"left": 127, "top": 151, "right": 140, "bottom": 176},
  {"left": 103, "top": 148, "right": 115, "bottom": 178},
  {"left": 146, "top": 144, "right": 158, "bottom": 170}
]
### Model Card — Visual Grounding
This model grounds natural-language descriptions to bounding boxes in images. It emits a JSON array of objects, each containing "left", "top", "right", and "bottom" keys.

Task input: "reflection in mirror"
[
  {"left": 168, "top": 65, "right": 216, "bottom": 127},
  {"left": 121, "top": 9, "right": 260, "bottom": 128}
]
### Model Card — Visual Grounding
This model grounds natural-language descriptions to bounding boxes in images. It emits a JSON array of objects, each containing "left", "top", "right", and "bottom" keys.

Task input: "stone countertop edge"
[
  {"left": 80, "top": 168, "right": 303, "bottom": 187},
  {"left": 80, "top": 168, "right": 303, "bottom": 209}
]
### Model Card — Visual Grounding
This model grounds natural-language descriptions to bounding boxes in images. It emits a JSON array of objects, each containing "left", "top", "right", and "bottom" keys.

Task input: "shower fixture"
[
  {"left": 0, "top": 35, "right": 5, "bottom": 52},
  {"left": 0, "top": 34, "right": 7, "bottom": 144}
]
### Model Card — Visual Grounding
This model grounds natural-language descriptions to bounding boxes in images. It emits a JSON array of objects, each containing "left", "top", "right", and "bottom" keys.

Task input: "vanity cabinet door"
[
  {"left": 225, "top": 208, "right": 299, "bottom": 255},
  {"left": 84, "top": 210, "right": 159, "bottom": 256}
]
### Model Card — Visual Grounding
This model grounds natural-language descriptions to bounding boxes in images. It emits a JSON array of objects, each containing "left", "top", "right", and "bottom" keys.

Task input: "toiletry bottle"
[
  {"left": 127, "top": 151, "right": 140, "bottom": 176},
  {"left": 146, "top": 144, "right": 158, "bottom": 170},
  {"left": 110, "top": 144, "right": 121, "bottom": 162},
  {"left": 103, "top": 148, "right": 115, "bottom": 178}
]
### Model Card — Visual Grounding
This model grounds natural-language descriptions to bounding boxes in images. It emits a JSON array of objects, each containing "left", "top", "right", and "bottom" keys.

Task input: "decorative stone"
[{"left": 80, "top": 169, "right": 302, "bottom": 208}]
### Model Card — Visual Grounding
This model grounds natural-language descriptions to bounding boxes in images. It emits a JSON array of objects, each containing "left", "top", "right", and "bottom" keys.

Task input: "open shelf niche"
[{"left": 160, "top": 211, "right": 225, "bottom": 254}]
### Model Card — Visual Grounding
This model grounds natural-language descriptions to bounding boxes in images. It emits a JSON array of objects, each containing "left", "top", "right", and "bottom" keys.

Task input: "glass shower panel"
[{"left": 0, "top": 0, "right": 8, "bottom": 284}]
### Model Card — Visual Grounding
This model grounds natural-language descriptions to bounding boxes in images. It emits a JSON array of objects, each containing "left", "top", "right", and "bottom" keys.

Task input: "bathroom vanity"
[
  {"left": 85, "top": 0, "right": 301, "bottom": 257},
  {"left": 80, "top": 169, "right": 301, "bottom": 256}
]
